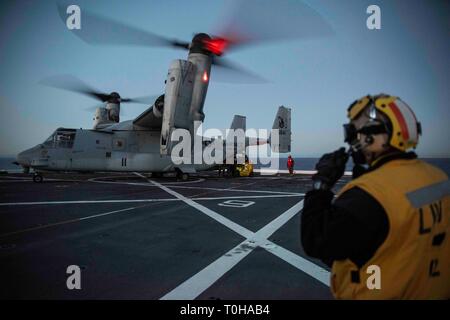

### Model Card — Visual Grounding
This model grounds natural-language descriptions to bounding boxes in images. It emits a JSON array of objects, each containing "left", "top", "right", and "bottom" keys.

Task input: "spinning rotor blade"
[
  {"left": 121, "top": 95, "right": 159, "bottom": 104},
  {"left": 40, "top": 75, "right": 110, "bottom": 102},
  {"left": 57, "top": 0, "right": 332, "bottom": 54},
  {"left": 55, "top": 1, "right": 333, "bottom": 84},
  {"left": 207, "top": 0, "right": 333, "bottom": 81},
  {"left": 213, "top": 0, "right": 334, "bottom": 52},
  {"left": 41, "top": 75, "right": 159, "bottom": 105},
  {"left": 211, "top": 57, "right": 267, "bottom": 83},
  {"left": 57, "top": 3, "right": 190, "bottom": 49}
]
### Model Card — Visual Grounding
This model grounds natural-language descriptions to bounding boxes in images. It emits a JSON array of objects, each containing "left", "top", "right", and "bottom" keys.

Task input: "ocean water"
[
  {"left": 1, "top": 157, "right": 449, "bottom": 176},
  {"left": 0, "top": 157, "right": 22, "bottom": 172},
  {"left": 265, "top": 157, "right": 450, "bottom": 176}
]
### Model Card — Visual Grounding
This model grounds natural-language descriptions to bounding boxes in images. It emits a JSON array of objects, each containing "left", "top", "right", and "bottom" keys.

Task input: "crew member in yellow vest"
[{"left": 301, "top": 94, "right": 449, "bottom": 299}]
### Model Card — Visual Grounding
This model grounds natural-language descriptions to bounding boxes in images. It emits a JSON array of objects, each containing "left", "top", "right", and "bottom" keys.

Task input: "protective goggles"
[{"left": 343, "top": 122, "right": 388, "bottom": 144}]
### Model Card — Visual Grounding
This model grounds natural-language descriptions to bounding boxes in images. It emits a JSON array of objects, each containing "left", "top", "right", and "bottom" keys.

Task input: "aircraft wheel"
[
  {"left": 176, "top": 171, "right": 189, "bottom": 181},
  {"left": 33, "top": 173, "right": 43, "bottom": 183}
]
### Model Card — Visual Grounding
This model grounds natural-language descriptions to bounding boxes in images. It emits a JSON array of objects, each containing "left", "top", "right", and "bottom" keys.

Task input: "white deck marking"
[
  {"left": 0, "top": 199, "right": 177, "bottom": 206},
  {"left": 193, "top": 194, "right": 303, "bottom": 200},
  {"left": 0, "top": 206, "right": 142, "bottom": 238},
  {"left": 0, "top": 177, "right": 82, "bottom": 182},
  {"left": 88, "top": 176, "right": 205, "bottom": 185},
  {"left": 218, "top": 200, "right": 255, "bottom": 208},
  {"left": 261, "top": 240, "right": 330, "bottom": 286},
  {"left": 0, "top": 176, "right": 33, "bottom": 180},
  {"left": 161, "top": 178, "right": 206, "bottom": 185},
  {"left": 134, "top": 173, "right": 254, "bottom": 238},
  {"left": 161, "top": 239, "right": 258, "bottom": 300},
  {"left": 254, "top": 168, "right": 352, "bottom": 176},
  {"left": 168, "top": 185, "right": 301, "bottom": 195},
  {"left": 0, "top": 194, "right": 303, "bottom": 207},
  {"left": 0, "top": 194, "right": 303, "bottom": 239},
  {"left": 160, "top": 200, "right": 303, "bottom": 299},
  {"left": 2, "top": 172, "right": 328, "bottom": 297},
  {"left": 161, "top": 199, "right": 330, "bottom": 300},
  {"left": 87, "top": 179, "right": 158, "bottom": 187},
  {"left": 89, "top": 176, "right": 301, "bottom": 196}
]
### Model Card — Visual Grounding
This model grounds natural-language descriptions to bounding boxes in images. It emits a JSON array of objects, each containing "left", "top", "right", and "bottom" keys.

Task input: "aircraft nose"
[{"left": 16, "top": 149, "right": 32, "bottom": 167}]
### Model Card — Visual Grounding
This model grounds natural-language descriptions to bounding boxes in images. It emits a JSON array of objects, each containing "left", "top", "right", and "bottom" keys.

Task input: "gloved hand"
[
  {"left": 352, "top": 164, "right": 367, "bottom": 179},
  {"left": 313, "top": 147, "right": 349, "bottom": 189}
]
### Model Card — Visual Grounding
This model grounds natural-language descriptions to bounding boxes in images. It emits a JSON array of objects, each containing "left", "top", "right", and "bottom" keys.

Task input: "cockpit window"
[
  {"left": 56, "top": 130, "right": 76, "bottom": 148},
  {"left": 43, "top": 129, "right": 76, "bottom": 148},
  {"left": 43, "top": 132, "right": 56, "bottom": 147}
]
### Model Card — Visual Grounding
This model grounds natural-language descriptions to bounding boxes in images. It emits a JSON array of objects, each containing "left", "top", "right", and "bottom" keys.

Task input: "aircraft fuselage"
[{"left": 17, "top": 121, "right": 213, "bottom": 173}]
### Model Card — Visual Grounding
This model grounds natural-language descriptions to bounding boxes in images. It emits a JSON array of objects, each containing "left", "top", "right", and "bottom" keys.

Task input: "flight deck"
[{"left": 0, "top": 172, "right": 350, "bottom": 299}]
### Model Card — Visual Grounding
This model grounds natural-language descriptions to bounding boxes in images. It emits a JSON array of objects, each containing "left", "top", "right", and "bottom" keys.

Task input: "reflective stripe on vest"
[{"left": 406, "top": 180, "right": 450, "bottom": 209}]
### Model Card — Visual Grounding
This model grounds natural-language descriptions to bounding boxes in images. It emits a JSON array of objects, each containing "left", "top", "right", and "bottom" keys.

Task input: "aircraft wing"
[{"left": 133, "top": 106, "right": 163, "bottom": 129}]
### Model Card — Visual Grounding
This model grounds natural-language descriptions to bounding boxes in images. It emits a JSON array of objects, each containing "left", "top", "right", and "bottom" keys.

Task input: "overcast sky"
[{"left": 0, "top": 0, "right": 448, "bottom": 157}]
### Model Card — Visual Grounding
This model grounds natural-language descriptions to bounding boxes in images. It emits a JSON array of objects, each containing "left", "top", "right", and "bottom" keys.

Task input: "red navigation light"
[
  {"left": 203, "top": 37, "right": 229, "bottom": 56},
  {"left": 202, "top": 71, "right": 209, "bottom": 83}
]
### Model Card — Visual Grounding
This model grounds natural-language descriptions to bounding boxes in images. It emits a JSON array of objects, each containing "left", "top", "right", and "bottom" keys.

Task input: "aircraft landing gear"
[
  {"left": 176, "top": 171, "right": 189, "bottom": 181},
  {"left": 33, "top": 173, "right": 43, "bottom": 183}
]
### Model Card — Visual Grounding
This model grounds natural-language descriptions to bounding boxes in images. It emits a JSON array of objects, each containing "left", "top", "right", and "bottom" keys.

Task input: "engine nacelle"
[
  {"left": 159, "top": 50, "right": 212, "bottom": 156},
  {"left": 105, "top": 102, "right": 120, "bottom": 123},
  {"left": 93, "top": 103, "right": 120, "bottom": 129},
  {"left": 93, "top": 107, "right": 108, "bottom": 129},
  {"left": 187, "top": 52, "right": 211, "bottom": 123},
  {"left": 160, "top": 59, "right": 196, "bottom": 155}
]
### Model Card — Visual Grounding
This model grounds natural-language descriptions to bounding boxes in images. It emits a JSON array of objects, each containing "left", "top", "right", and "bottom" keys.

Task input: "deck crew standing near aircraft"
[
  {"left": 287, "top": 155, "right": 294, "bottom": 175},
  {"left": 301, "top": 94, "right": 449, "bottom": 299}
]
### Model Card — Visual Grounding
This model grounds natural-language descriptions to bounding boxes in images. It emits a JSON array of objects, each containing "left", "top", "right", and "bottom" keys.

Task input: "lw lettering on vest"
[
  {"left": 429, "top": 259, "right": 440, "bottom": 278},
  {"left": 419, "top": 201, "right": 443, "bottom": 235}
]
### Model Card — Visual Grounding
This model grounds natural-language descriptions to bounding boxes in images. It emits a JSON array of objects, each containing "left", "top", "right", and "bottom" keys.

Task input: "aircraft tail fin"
[
  {"left": 271, "top": 106, "right": 291, "bottom": 153},
  {"left": 230, "top": 115, "right": 246, "bottom": 131}
]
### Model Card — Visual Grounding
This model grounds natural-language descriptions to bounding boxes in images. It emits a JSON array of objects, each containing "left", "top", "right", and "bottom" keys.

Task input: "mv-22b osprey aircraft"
[
  {"left": 16, "top": 79, "right": 291, "bottom": 182},
  {"left": 14, "top": 1, "right": 333, "bottom": 182}
]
